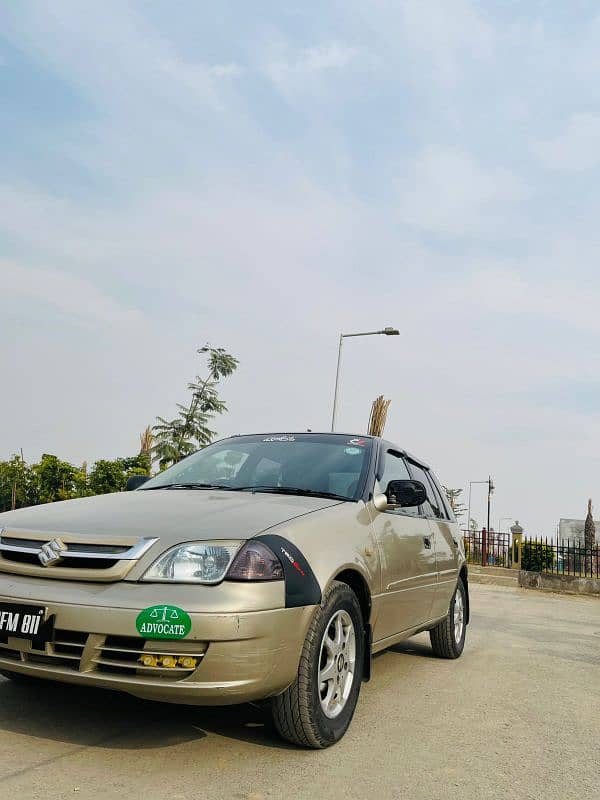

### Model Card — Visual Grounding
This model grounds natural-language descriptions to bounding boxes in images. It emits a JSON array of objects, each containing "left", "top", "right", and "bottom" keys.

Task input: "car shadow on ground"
[
  {"left": 0, "top": 638, "right": 436, "bottom": 752},
  {"left": 380, "top": 636, "right": 438, "bottom": 660},
  {"left": 0, "top": 677, "right": 294, "bottom": 751}
]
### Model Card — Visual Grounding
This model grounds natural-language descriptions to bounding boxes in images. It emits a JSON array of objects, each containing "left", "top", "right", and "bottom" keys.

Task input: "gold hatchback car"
[{"left": 0, "top": 433, "right": 468, "bottom": 748}]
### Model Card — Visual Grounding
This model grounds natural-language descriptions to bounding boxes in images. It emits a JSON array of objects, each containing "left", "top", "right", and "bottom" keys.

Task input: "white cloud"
[
  {"left": 159, "top": 58, "right": 243, "bottom": 93},
  {"left": 3, "top": 0, "right": 600, "bottom": 539},
  {"left": 534, "top": 113, "right": 600, "bottom": 171},
  {"left": 457, "top": 268, "right": 600, "bottom": 335},
  {"left": 264, "top": 42, "right": 359, "bottom": 92},
  {"left": 2, "top": 2, "right": 236, "bottom": 116},
  {"left": 397, "top": 148, "right": 525, "bottom": 236},
  {"left": 300, "top": 43, "right": 358, "bottom": 73},
  {"left": 0, "top": 259, "right": 142, "bottom": 327},
  {"left": 399, "top": 0, "right": 494, "bottom": 86},
  {"left": 208, "top": 62, "right": 243, "bottom": 78}
]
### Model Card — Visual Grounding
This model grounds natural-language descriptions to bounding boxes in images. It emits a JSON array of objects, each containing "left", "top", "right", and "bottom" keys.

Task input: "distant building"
[{"left": 558, "top": 518, "right": 600, "bottom": 546}]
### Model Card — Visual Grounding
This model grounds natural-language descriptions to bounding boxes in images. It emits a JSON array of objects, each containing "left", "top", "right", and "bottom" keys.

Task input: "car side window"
[
  {"left": 377, "top": 450, "right": 420, "bottom": 516},
  {"left": 406, "top": 461, "right": 443, "bottom": 519},
  {"left": 426, "top": 472, "right": 451, "bottom": 520},
  {"left": 431, "top": 471, "right": 455, "bottom": 520}
]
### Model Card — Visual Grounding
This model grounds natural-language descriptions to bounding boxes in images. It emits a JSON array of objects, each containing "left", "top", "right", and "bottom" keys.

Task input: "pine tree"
[{"left": 584, "top": 498, "right": 596, "bottom": 549}]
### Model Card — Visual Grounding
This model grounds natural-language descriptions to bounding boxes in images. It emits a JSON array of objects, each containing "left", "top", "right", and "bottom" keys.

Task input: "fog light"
[
  {"left": 178, "top": 656, "right": 198, "bottom": 669},
  {"left": 160, "top": 655, "right": 178, "bottom": 669},
  {"left": 139, "top": 654, "right": 158, "bottom": 667}
]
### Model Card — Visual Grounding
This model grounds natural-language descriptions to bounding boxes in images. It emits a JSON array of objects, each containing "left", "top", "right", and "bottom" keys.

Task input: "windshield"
[{"left": 141, "top": 433, "right": 373, "bottom": 501}]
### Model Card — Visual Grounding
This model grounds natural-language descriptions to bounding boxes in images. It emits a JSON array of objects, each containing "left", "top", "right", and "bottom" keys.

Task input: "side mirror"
[
  {"left": 385, "top": 479, "right": 427, "bottom": 508},
  {"left": 126, "top": 474, "right": 150, "bottom": 491}
]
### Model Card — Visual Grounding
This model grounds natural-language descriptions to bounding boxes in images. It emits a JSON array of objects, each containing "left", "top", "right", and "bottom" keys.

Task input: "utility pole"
[{"left": 483, "top": 476, "right": 495, "bottom": 567}]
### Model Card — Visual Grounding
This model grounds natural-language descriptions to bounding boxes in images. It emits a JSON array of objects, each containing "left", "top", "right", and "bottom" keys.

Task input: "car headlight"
[{"left": 141, "top": 540, "right": 284, "bottom": 584}]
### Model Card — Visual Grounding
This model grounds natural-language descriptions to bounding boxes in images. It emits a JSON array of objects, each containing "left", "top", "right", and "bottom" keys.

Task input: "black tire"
[
  {"left": 271, "top": 581, "right": 365, "bottom": 749},
  {"left": 430, "top": 578, "right": 467, "bottom": 659}
]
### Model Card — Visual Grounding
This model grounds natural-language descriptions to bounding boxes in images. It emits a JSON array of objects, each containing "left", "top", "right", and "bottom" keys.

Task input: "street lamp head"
[{"left": 382, "top": 327, "right": 400, "bottom": 336}]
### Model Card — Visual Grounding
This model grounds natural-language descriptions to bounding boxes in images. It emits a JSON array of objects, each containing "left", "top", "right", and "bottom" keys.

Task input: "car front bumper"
[{"left": 0, "top": 575, "right": 315, "bottom": 705}]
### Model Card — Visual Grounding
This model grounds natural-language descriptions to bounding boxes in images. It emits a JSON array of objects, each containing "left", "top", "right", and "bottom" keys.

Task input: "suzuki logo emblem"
[{"left": 38, "top": 538, "right": 66, "bottom": 567}]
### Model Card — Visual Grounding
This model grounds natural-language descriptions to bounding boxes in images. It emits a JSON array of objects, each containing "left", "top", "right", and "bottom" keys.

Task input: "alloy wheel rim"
[
  {"left": 454, "top": 589, "right": 464, "bottom": 643},
  {"left": 318, "top": 609, "right": 356, "bottom": 719}
]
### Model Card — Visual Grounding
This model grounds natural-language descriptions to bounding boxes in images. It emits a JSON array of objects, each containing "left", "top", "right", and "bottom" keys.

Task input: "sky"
[{"left": 2, "top": 0, "right": 600, "bottom": 536}]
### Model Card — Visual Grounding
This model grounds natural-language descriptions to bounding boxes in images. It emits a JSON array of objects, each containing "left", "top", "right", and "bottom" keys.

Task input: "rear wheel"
[
  {"left": 430, "top": 578, "right": 467, "bottom": 659},
  {"left": 271, "top": 581, "right": 364, "bottom": 748}
]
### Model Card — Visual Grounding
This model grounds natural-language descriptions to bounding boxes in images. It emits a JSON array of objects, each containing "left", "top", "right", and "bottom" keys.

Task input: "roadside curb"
[{"left": 469, "top": 573, "right": 518, "bottom": 587}]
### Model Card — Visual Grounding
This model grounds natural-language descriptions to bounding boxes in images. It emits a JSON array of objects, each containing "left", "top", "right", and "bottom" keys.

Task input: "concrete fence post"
[{"left": 511, "top": 521, "right": 524, "bottom": 570}]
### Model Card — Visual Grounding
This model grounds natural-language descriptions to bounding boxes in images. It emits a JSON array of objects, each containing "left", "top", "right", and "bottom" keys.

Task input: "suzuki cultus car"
[{"left": 0, "top": 433, "right": 468, "bottom": 748}]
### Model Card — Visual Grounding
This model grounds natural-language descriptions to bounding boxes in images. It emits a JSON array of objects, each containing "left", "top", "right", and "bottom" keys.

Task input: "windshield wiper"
[
  {"left": 233, "top": 486, "right": 349, "bottom": 502},
  {"left": 142, "top": 483, "right": 229, "bottom": 491}
]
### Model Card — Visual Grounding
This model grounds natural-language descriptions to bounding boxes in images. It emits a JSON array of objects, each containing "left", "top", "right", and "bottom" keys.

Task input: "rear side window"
[
  {"left": 406, "top": 461, "right": 444, "bottom": 519},
  {"left": 428, "top": 471, "right": 454, "bottom": 520}
]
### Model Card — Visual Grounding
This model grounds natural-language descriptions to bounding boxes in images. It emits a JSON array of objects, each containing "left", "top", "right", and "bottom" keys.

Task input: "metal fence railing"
[
  {"left": 521, "top": 538, "right": 600, "bottom": 579},
  {"left": 462, "top": 530, "right": 600, "bottom": 578},
  {"left": 463, "top": 530, "right": 511, "bottom": 568}
]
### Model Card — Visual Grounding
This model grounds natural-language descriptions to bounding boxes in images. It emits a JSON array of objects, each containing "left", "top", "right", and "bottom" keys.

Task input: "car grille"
[
  {"left": 0, "top": 629, "right": 208, "bottom": 681},
  {"left": 0, "top": 528, "right": 158, "bottom": 582}
]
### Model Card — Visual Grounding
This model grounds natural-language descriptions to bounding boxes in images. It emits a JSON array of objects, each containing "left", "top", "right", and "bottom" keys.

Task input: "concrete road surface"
[{"left": 0, "top": 584, "right": 598, "bottom": 800}]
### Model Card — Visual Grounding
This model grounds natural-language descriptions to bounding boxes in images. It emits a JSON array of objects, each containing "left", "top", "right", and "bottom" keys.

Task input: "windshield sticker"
[
  {"left": 348, "top": 438, "right": 367, "bottom": 446},
  {"left": 136, "top": 605, "right": 191, "bottom": 640},
  {"left": 263, "top": 436, "right": 296, "bottom": 442},
  {"left": 344, "top": 447, "right": 362, "bottom": 455}
]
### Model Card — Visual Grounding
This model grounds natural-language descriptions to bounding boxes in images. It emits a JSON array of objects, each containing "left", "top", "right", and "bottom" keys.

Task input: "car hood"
[{"left": 0, "top": 489, "right": 342, "bottom": 545}]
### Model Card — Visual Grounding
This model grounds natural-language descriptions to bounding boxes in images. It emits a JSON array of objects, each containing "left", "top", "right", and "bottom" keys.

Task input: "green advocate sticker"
[{"left": 136, "top": 604, "right": 191, "bottom": 640}]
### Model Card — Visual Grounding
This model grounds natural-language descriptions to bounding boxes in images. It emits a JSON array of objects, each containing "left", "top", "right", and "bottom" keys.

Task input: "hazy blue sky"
[{"left": 2, "top": 1, "right": 600, "bottom": 534}]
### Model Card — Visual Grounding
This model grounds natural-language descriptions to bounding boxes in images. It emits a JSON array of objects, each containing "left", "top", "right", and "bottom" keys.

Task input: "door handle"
[{"left": 423, "top": 536, "right": 432, "bottom": 549}]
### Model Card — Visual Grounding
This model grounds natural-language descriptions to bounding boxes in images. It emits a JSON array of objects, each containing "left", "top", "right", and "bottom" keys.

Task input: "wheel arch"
[
  {"left": 331, "top": 567, "right": 373, "bottom": 682},
  {"left": 459, "top": 564, "right": 470, "bottom": 625}
]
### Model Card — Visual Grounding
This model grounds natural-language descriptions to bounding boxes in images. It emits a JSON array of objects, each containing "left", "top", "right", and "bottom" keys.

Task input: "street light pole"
[
  {"left": 485, "top": 476, "right": 494, "bottom": 566},
  {"left": 487, "top": 476, "right": 494, "bottom": 532},
  {"left": 467, "top": 480, "right": 488, "bottom": 534},
  {"left": 467, "top": 478, "right": 494, "bottom": 566},
  {"left": 330, "top": 327, "right": 399, "bottom": 432},
  {"left": 331, "top": 333, "right": 344, "bottom": 434}
]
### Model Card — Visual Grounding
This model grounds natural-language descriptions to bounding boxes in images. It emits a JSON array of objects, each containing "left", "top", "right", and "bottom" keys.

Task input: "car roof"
[{"left": 378, "top": 439, "right": 431, "bottom": 470}]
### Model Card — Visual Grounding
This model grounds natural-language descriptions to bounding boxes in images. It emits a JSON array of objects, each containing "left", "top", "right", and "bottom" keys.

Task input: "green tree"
[
  {"left": 584, "top": 498, "right": 596, "bottom": 550},
  {"left": 88, "top": 459, "right": 127, "bottom": 495},
  {"left": 0, "top": 456, "right": 37, "bottom": 512},
  {"left": 87, "top": 454, "right": 152, "bottom": 496},
  {"left": 152, "top": 344, "right": 238, "bottom": 469},
  {"left": 33, "top": 454, "right": 84, "bottom": 504},
  {"left": 120, "top": 453, "right": 151, "bottom": 476},
  {"left": 443, "top": 486, "right": 467, "bottom": 520},
  {"left": 522, "top": 540, "right": 554, "bottom": 572}
]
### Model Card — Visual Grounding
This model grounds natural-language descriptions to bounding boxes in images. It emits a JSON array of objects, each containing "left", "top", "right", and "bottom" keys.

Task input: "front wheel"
[
  {"left": 429, "top": 579, "right": 467, "bottom": 659},
  {"left": 271, "top": 581, "right": 364, "bottom": 748}
]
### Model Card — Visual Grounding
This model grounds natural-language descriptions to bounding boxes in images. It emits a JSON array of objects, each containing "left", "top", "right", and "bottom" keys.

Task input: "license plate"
[{"left": 0, "top": 603, "right": 53, "bottom": 643}]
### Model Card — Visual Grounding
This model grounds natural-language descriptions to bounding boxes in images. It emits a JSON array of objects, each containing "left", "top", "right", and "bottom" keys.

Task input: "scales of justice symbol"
[{"left": 149, "top": 606, "right": 181, "bottom": 622}]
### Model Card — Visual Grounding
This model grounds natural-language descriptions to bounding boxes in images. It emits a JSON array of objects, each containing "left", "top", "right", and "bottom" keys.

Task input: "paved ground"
[{"left": 0, "top": 584, "right": 598, "bottom": 800}]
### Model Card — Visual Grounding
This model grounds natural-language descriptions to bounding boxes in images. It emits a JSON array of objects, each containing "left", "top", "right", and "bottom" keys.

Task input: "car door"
[
  {"left": 407, "top": 461, "right": 460, "bottom": 620},
  {"left": 370, "top": 448, "right": 438, "bottom": 643}
]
